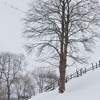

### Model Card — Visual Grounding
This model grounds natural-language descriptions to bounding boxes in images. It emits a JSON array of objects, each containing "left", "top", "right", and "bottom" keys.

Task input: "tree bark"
[
  {"left": 59, "top": 0, "right": 66, "bottom": 93},
  {"left": 59, "top": 0, "right": 69, "bottom": 93},
  {"left": 7, "top": 85, "right": 10, "bottom": 100},
  {"left": 59, "top": 53, "right": 66, "bottom": 93}
]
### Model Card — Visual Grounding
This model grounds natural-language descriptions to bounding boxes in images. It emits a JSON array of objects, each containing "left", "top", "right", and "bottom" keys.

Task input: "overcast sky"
[
  {"left": 0, "top": 0, "right": 27, "bottom": 53},
  {"left": 0, "top": 0, "right": 35, "bottom": 70},
  {"left": 0, "top": 0, "right": 100, "bottom": 71}
]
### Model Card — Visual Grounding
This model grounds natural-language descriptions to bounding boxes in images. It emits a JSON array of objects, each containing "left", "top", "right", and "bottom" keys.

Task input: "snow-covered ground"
[{"left": 29, "top": 67, "right": 100, "bottom": 100}]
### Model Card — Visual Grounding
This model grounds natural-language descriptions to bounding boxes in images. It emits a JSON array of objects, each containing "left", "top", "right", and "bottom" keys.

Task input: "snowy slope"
[{"left": 29, "top": 68, "right": 100, "bottom": 100}]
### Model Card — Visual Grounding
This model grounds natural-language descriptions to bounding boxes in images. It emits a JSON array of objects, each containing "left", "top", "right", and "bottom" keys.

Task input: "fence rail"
[{"left": 45, "top": 60, "right": 100, "bottom": 92}]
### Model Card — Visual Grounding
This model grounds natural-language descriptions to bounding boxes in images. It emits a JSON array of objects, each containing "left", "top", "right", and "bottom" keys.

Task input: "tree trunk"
[
  {"left": 58, "top": 0, "right": 66, "bottom": 93},
  {"left": 7, "top": 85, "right": 10, "bottom": 100},
  {"left": 59, "top": 52, "right": 66, "bottom": 93}
]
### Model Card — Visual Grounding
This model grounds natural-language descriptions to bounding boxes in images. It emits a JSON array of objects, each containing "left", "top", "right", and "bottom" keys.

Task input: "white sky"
[
  {"left": 0, "top": 0, "right": 28, "bottom": 53},
  {"left": 0, "top": 0, "right": 100, "bottom": 71},
  {"left": 0, "top": 0, "right": 35, "bottom": 70}
]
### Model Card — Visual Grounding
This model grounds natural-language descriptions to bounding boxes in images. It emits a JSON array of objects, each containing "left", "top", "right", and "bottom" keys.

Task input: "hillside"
[{"left": 29, "top": 67, "right": 100, "bottom": 100}]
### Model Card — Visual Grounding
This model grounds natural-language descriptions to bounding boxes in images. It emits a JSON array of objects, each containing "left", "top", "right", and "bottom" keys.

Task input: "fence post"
[
  {"left": 92, "top": 63, "right": 94, "bottom": 70},
  {"left": 80, "top": 68, "right": 83, "bottom": 76},
  {"left": 52, "top": 84, "right": 55, "bottom": 90},
  {"left": 84, "top": 68, "right": 87, "bottom": 73},
  {"left": 70, "top": 74, "right": 72, "bottom": 79},
  {"left": 65, "top": 77, "right": 68, "bottom": 83},
  {"left": 99, "top": 60, "right": 100, "bottom": 67},
  {"left": 96, "top": 62, "right": 98, "bottom": 68},
  {"left": 65, "top": 77, "right": 67, "bottom": 83},
  {"left": 45, "top": 86, "right": 47, "bottom": 92},
  {"left": 76, "top": 70, "right": 79, "bottom": 77}
]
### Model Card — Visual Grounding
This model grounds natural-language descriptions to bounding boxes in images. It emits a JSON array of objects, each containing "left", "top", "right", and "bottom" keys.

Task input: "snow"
[{"left": 29, "top": 68, "right": 100, "bottom": 100}]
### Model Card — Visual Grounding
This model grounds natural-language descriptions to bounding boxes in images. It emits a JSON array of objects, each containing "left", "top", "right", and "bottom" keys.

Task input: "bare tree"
[
  {"left": 32, "top": 67, "right": 58, "bottom": 93},
  {"left": 22, "top": 73, "right": 36, "bottom": 98},
  {"left": 0, "top": 82, "right": 7, "bottom": 100},
  {"left": 42, "top": 68, "right": 58, "bottom": 86},
  {"left": 0, "top": 52, "right": 26, "bottom": 100},
  {"left": 32, "top": 68, "right": 46, "bottom": 93},
  {"left": 23, "top": 0, "right": 100, "bottom": 93},
  {"left": 16, "top": 73, "right": 36, "bottom": 100}
]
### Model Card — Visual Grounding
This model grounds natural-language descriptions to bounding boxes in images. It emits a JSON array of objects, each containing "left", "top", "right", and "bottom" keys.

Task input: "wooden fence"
[{"left": 45, "top": 60, "right": 100, "bottom": 92}]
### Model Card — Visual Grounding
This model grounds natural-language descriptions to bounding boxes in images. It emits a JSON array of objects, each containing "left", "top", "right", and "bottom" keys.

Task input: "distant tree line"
[{"left": 0, "top": 52, "right": 58, "bottom": 100}]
